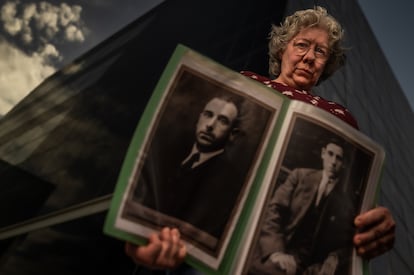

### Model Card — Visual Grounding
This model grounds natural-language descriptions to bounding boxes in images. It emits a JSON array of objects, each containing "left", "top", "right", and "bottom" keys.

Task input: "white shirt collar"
[{"left": 181, "top": 144, "right": 224, "bottom": 168}]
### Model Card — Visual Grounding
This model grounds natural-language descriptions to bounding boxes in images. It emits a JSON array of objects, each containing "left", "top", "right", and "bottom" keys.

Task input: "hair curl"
[{"left": 268, "top": 6, "right": 346, "bottom": 83}]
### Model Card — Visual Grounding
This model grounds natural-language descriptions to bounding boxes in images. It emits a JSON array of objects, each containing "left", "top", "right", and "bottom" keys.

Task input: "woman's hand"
[
  {"left": 353, "top": 206, "right": 396, "bottom": 259},
  {"left": 125, "top": 227, "right": 187, "bottom": 270}
]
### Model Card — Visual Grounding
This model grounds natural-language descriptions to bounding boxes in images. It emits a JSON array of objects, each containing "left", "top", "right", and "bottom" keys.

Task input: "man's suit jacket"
[
  {"left": 260, "top": 168, "right": 324, "bottom": 257},
  {"left": 250, "top": 168, "right": 355, "bottom": 275},
  {"left": 135, "top": 146, "right": 244, "bottom": 240}
]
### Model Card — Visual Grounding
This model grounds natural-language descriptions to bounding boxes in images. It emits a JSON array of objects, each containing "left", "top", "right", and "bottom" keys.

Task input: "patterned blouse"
[{"left": 241, "top": 71, "right": 359, "bottom": 129}]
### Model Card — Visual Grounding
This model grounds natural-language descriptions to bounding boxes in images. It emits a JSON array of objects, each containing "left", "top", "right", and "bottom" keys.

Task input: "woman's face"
[{"left": 276, "top": 27, "right": 330, "bottom": 91}]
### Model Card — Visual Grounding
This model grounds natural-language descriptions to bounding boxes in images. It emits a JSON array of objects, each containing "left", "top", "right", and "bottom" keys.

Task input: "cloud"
[
  {"left": 0, "top": 38, "right": 56, "bottom": 116},
  {"left": 65, "top": 24, "right": 84, "bottom": 42},
  {"left": 59, "top": 3, "right": 82, "bottom": 26},
  {"left": 36, "top": 3, "right": 60, "bottom": 39},
  {"left": 1, "top": 1, "right": 23, "bottom": 35},
  {"left": 0, "top": 1, "right": 88, "bottom": 115},
  {"left": 39, "top": 43, "right": 59, "bottom": 58},
  {"left": 1, "top": 1, "right": 86, "bottom": 46}
]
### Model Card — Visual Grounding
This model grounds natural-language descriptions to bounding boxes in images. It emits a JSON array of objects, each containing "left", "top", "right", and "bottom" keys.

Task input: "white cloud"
[
  {"left": 0, "top": 1, "right": 87, "bottom": 115},
  {"left": 1, "top": 1, "right": 86, "bottom": 45},
  {"left": 0, "top": 39, "right": 56, "bottom": 116},
  {"left": 59, "top": 3, "right": 81, "bottom": 27},
  {"left": 65, "top": 24, "right": 84, "bottom": 42},
  {"left": 39, "top": 43, "right": 60, "bottom": 59},
  {"left": 21, "top": 24, "right": 32, "bottom": 43},
  {"left": 36, "top": 2, "right": 59, "bottom": 38},
  {"left": 22, "top": 3, "right": 36, "bottom": 21},
  {"left": 1, "top": 1, "right": 23, "bottom": 35}
]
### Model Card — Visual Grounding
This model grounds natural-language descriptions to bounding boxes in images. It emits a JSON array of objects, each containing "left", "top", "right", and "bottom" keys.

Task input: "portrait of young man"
[
  {"left": 247, "top": 116, "right": 373, "bottom": 275},
  {"left": 120, "top": 68, "right": 276, "bottom": 256}
]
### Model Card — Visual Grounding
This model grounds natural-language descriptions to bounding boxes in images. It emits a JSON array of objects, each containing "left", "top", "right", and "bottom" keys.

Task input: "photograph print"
[
  {"left": 112, "top": 54, "right": 283, "bottom": 270},
  {"left": 245, "top": 113, "right": 378, "bottom": 275}
]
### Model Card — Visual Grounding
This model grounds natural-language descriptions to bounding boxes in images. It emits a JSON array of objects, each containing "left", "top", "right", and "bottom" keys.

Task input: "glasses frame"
[{"left": 291, "top": 38, "right": 330, "bottom": 64}]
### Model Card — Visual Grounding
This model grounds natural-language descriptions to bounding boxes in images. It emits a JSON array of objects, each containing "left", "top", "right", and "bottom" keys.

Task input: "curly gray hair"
[{"left": 268, "top": 6, "right": 346, "bottom": 83}]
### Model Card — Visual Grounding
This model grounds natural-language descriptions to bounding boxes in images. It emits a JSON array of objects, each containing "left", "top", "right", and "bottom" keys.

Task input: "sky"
[
  {"left": 0, "top": 0, "right": 164, "bottom": 116},
  {"left": 357, "top": 0, "right": 414, "bottom": 111},
  {"left": 0, "top": 0, "right": 412, "bottom": 117}
]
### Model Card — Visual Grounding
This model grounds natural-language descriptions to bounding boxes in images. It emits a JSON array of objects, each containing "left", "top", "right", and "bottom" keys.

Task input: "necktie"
[{"left": 181, "top": 152, "right": 200, "bottom": 170}]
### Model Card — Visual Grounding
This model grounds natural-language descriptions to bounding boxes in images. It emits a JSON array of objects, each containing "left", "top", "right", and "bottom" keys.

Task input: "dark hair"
[{"left": 323, "top": 136, "right": 348, "bottom": 155}]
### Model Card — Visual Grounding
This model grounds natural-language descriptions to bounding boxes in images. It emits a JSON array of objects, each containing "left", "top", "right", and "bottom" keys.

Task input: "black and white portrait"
[
  {"left": 119, "top": 66, "right": 279, "bottom": 261},
  {"left": 247, "top": 115, "right": 374, "bottom": 275}
]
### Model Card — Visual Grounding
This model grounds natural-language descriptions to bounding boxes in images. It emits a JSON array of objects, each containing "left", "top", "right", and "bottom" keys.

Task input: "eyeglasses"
[{"left": 292, "top": 38, "right": 330, "bottom": 63}]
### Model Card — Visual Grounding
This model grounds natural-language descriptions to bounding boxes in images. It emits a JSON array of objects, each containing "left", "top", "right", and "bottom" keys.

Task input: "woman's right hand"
[{"left": 125, "top": 227, "right": 187, "bottom": 270}]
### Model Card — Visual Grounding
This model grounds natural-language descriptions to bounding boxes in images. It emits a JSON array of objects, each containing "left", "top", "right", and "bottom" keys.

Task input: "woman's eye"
[
  {"left": 315, "top": 47, "right": 327, "bottom": 56},
  {"left": 297, "top": 42, "right": 309, "bottom": 49}
]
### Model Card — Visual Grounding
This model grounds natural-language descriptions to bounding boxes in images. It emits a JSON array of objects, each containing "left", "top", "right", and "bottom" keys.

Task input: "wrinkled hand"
[
  {"left": 353, "top": 206, "right": 395, "bottom": 259},
  {"left": 269, "top": 252, "right": 297, "bottom": 275},
  {"left": 125, "top": 227, "right": 186, "bottom": 270},
  {"left": 319, "top": 253, "right": 338, "bottom": 275}
]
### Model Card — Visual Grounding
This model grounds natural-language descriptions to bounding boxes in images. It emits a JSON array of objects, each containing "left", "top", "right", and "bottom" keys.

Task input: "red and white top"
[{"left": 241, "top": 71, "right": 359, "bottom": 129}]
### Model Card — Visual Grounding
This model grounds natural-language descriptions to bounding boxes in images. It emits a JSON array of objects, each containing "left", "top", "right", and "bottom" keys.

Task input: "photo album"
[{"left": 104, "top": 44, "right": 385, "bottom": 275}]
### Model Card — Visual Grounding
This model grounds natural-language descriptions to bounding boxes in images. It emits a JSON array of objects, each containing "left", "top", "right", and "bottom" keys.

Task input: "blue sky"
[
  {"left": 0, "top": 0, "right": 412, "bottom": 116},
  {"left": 357, "top": 0, "right": 414, "bottom": 111}
]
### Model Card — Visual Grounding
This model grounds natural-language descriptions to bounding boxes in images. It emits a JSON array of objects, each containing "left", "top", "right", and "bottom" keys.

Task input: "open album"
[{"left": 104, "top": 44, "right": 385, "bottom": 275}]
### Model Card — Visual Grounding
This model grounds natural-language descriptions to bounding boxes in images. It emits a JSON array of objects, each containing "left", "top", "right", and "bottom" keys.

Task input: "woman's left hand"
[
  {"left": 353, "top": 206, "right": 396, "bottom": 259},
  {"left": 125, "top": 227, "right": 186, "bottom": 270}
]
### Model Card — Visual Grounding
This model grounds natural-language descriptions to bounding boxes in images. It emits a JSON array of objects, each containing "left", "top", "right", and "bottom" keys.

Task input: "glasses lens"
[{"left": 293, "top": 39, "right": 329, "bottom": 63}]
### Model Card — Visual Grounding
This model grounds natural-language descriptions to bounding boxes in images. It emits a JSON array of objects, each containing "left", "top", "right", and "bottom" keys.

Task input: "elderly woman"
[{"left": 126, "top": 6, "right": 395, "bottom": 275}]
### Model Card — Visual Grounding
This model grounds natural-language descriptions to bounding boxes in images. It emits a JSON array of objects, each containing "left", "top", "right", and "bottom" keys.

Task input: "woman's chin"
[{"left": 292, "top": 77, "right": 316, "bottom": 91}]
